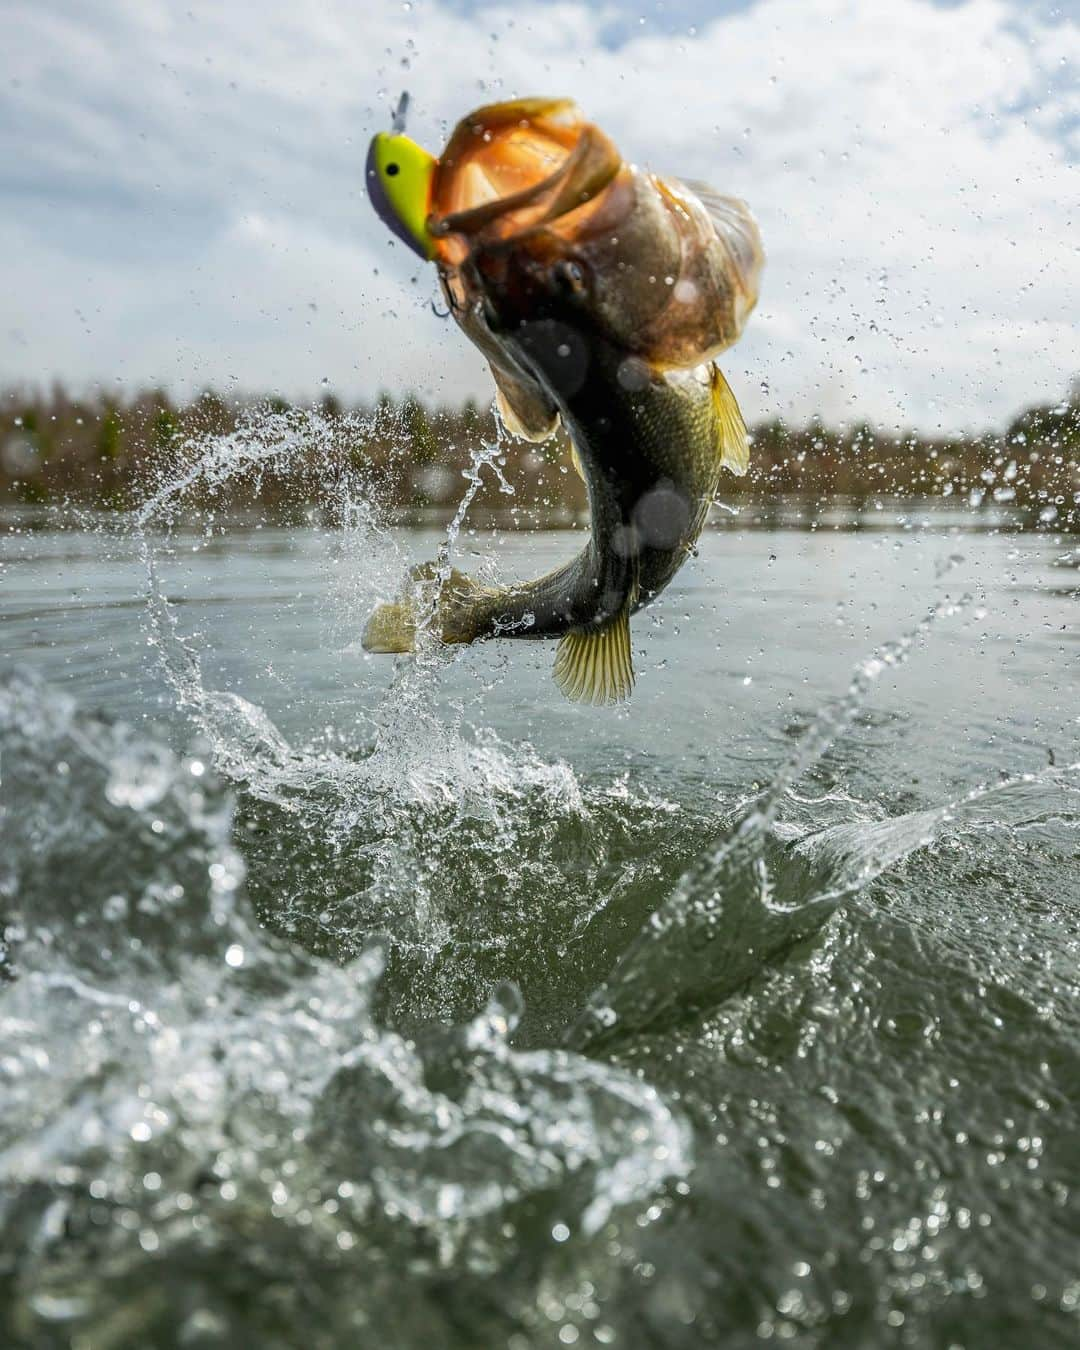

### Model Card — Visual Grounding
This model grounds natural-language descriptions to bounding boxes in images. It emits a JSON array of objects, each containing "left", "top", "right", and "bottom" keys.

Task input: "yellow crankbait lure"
[{"left": 365, "top": 93, "right": 437, "bottom": 260}]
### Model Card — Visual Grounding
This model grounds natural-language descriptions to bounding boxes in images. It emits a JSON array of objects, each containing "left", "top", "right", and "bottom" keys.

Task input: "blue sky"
[{"left": 1, "top": 0, "right": 1078, "bottom": 431}]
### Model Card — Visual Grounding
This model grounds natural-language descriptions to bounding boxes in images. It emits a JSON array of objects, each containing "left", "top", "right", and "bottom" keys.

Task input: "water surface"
[{"left": 2, "top": 494, "right": 1078, "bottom": 1348}]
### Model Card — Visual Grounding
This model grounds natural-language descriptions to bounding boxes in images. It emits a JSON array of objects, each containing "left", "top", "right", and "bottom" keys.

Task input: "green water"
[{"left": 2, "top": 498, "right": 1078, "bottom": 1349}]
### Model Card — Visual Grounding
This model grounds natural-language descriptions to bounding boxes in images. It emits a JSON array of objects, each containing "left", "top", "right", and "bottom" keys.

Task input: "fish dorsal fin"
[
  {"left": 710, "top": 363, "right": 749, "bottom": 477},
  {"left": 553, "top": 605, "right": 635, "bottom": 705}
]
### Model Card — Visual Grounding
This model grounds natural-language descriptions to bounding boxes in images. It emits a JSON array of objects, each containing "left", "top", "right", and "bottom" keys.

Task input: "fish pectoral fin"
[
  {"left": 710, "top": 364, "right": 750, "bottom": 478},
  {"left": 552, "top": 608, "right": 635, "bottom": 706}
]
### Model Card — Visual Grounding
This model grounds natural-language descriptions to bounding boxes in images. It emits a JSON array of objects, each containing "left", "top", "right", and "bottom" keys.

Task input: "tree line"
[{"left": 1, "top": 383, "right": 1076, "bottom": 531}]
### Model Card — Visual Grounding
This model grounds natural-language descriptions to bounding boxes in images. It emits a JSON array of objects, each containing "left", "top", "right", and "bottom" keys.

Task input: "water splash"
[
  {"left": 18, "top": 401, "right": 1073, "bottom": 1344},
  {"left": 568, "top": 590, "right": 1078, "bottom": 1046},
  {"left": 0, "top": 669, "right": 690, "bottom": 1343},
  {"left": 122, "top": 406, "right": 680, "bottom": 1019}
]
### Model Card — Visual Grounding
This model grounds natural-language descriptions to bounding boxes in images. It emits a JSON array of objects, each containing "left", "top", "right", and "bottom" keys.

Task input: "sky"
[{"left": 1, "top": 0, "right": 1078, "bottom": 433}]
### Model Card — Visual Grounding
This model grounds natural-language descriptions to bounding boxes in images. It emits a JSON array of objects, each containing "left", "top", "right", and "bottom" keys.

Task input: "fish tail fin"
[
  {"left": 362, "top": 596, "right": 418, "bottom": 653},
  {"left": 362, "top": 563, "right": 483, "bottom": 653},
  {"left": 553, "top": 604, "right": 635, "bottom": 706},
  {"left": 710, "top": 364, "right": 750, "bottom": 477}
]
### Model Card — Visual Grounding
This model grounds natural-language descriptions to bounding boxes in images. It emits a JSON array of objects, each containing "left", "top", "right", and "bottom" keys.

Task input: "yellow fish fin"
[
  {"left": 569, "top": 440, "right": 586, "bottom": 482},
  {"left": 553, "top": 607, "right": 634, "bottom": 706},
  {"left": 361, "top": 597, "right": 416, "bottom": 654},
  {"left": 362, "top": 565, "right": 480, "bottom": 652},
  {"left": 710, "top": 364, "right": 749, "bottom": 478}
]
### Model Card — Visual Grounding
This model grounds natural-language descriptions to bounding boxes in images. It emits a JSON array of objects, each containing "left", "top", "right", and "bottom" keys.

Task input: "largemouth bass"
[{"left": 364, "top": 97, "right": 763, "bottom": 704}]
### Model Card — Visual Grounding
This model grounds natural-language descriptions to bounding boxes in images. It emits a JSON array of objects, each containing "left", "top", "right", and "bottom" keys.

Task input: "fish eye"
[
  {"left": 551, "top": 259, "right": 587, "bottom": 298},
  {"left": 385, "top": 162, "right": 401, "bottom": 177}
]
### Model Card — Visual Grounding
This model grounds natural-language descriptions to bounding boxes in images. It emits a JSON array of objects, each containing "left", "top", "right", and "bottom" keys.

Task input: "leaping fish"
[{"left": 363, "top": 96, "right": 763, "bottom": 705}]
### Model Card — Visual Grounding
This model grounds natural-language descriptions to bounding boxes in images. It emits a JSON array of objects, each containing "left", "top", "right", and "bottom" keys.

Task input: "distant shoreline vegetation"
[{"left": 1, "top": 384, "right": 1077, "bottom": 532}]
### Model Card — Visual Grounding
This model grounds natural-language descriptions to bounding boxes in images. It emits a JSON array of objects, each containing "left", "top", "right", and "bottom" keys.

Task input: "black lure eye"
[{"left": 386, "top": 162, "right": 400, "bottom": 177}]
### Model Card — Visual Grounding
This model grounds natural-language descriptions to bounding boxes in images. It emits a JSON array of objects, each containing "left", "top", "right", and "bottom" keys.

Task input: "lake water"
[{"left": 2, "top": 488, "right": 1079, "bottom": 1348}]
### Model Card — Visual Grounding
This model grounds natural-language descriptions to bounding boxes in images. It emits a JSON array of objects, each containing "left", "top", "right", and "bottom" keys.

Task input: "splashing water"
[
  {"left": 4, "top": 406, "right": 1079, "bottom": 1345},
  {"left": 105, "top": 403, "right": 1080, "bottom": 1072},
  {"left": 2, "top": 410, "right": 700, "bottom": 1344},
  {"left": 571, "top": 590, "right": 1079, "bottom": 1046},
  {"left": 0, "top": 669, "right": 690, "bottom": 1343},
  {"left": 130, "top": 411, "right": 605, "bottom": 990}
]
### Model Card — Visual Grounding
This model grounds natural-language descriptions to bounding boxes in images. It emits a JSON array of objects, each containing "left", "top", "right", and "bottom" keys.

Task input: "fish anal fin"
[
  {"left": 710, "top": 364, "right": 749, "bottom": 477},
  {"left": 553, "top": 607, "right": 634, "bottom": 706}
]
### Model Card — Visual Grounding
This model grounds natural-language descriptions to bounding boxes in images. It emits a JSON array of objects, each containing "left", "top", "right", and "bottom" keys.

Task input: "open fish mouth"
[
  {"left": 428, "top": 98, "right": 624, "bottom": 260},
  {"left": 424, "top": 97, "right": 764, "bottom": 376}
]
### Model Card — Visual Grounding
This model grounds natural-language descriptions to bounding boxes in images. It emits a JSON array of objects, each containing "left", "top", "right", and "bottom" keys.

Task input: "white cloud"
[{"left": 1, "top": 0, "right": 1077, "bottom": 431}]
